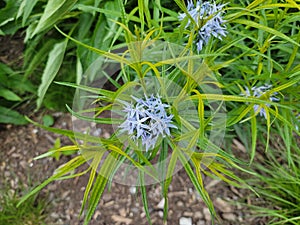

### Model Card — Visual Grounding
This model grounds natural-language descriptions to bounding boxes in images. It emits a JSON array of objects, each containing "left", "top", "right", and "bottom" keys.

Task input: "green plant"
[
  {"left": 0, "top": 188, "right": 47, "bottom": 225},
  {"left": 0, "top": 63, "right": 35, "bottom": 124},
  {"left": 0, "top": 0, "right": 22, "bottom": 35},
  {"left": 15, "top": 0, "right": 124, "bottom": 110},
  {"left": 246, "top": 132, "right": 300, "bottom": 225}
]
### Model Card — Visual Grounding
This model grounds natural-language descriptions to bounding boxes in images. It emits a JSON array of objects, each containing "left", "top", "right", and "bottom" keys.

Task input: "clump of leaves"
[
  {"left": 247, "top": 122, "right": 300, "bottom": 224},
  {"left": 0, "top": 63, "right": 35, "bottom": 125},
  {"left": 0, "top": 189, "right": 48, "bottom": 225}
]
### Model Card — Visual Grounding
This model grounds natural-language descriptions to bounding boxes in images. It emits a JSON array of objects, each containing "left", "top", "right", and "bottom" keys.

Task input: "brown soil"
[
  {"left": 0, "top": 113, "right": 265, "bottom": 225},
  {"left": 0, "top": 33, "right": 24, "bottom": 68}
]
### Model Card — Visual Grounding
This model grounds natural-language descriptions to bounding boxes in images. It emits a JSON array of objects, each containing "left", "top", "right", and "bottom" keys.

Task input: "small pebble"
[
  {"left": 119, "top": 208, "right": 126, "bottom": 217},
  {"left": 131, "top": 207, "right": 139, "bottom": 213},
  {"left": 183, "top": 211, "right": 194, "bottom": 217},
  {"left": 194, "top": 211, "right": 203, "bottom": 219},
  {"left": 158, "top": 210, "right": 164, "bottom": 218},
  {"left": 157, "top": 198, "right": 165, "bottom": 209},
  {"left": 179, "top": 217, "right": 192, "bottom": 225},
  {"left": 129, "top": 186, "right": 137, "bottom": 194},
  {"left": 103, "top": 132, "right": 110, "bottom": 138},
  {"left": 203, "top": 208, "right": 211, "bottom": 221},
  {"left": 215, "top": 197, "right": 231, "bottom": 213},
  {"left": 32, "top": 129, "right": 38, "bottom": 134},
  {"left": 197, "top": 220, "right": 205, "bottom": 225},
  {"left": 93, "top": 210, "right": 101, "bottom": 220},
  {"left": 222, "top": 212, "right": 236, "bottom": 221},
  {"left": 50, "top": 212, "right": 60, "bottom": 219},
  {"left": 177, "top": 201, "right": 184, "bottom": 207}
]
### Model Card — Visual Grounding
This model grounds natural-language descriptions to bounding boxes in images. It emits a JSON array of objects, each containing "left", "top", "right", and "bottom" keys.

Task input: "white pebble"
[
  {"left": 157, "top": 198, "right": 165, "bottom": 209},
  {"left": 129, "top": 186, "right": 137, "bottom": 194},
  {"left": 179, "top": 217, "right": 192, "bottom": 225}
]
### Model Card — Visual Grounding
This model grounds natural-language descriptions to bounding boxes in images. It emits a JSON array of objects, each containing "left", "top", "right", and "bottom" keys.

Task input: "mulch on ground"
[{"left": 0, "top": 113, "right": 264, "bottom": 225}]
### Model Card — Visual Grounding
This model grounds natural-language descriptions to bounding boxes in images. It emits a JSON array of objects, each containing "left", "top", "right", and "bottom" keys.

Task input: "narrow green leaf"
[
  {"left": 162, "top": 141, "right": 178, "bottom": 222},
  {"left": 108, "top": 144, "right": 159, "bottom": 182},
  {"left": 25, "top": 116, "right": 117, "bottom": 144},
  {"left": 174, "top": 145, "right": 215, "bottom": 218},
  {"left": 34, "top": 145, "right": 79, "bottom": 160},
  {"left": 18, "top": 155, "right": 86, "bottom": 207},
  {"left": 84, "top": 152, "right": 118, "bottom": 225},
  {"left": 55, "top": 81, "right": 114, "bottom": 99},
  {"left": 37, "top": 39, "right": 68, "bottom": 109},
  {"left": 80, "top": 148, "right": 106, "bottom": 216},
  {"left": 66, "top": 105, "right": 122, "bottom": 125},
  {"left": 55, "top": 26, "right": 132, "bottom": 66},
  {"left": 139, "top": 171, "right": 152, "bottom": 225},
  {"left": 250, "top": 114, "right": 257, "bottom": 164},
  {"left": 233, "top": 19, "right": 300, "bottom": 47}
]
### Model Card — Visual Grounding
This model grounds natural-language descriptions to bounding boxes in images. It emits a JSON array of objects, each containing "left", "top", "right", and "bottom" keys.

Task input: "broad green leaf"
[
  {"left": 24, "top": 39, "right": 57, "bottom": 79},
  {"left": 37, "top": 39, "right": 68, "bottom": 109},
  {"left": 0, "top": 106, "right": 27, "bottom": 125},
  {"left": 31, "top": 0, "right": 77, "bottom": 38},
  {"left": 17, "top": 0, "right": 39, "bottom": 26},
  {"left": 0, "top": 62, "right": 14, "bottom": 75},
  {"left": 0, "top": 88, "right": 21, "bottom": 101},
  {"left": 42, "top": 114, "right": 54, "bottom": 127},
  {"left": 0, "top": 0, "right": 21, "bottom": 26}
]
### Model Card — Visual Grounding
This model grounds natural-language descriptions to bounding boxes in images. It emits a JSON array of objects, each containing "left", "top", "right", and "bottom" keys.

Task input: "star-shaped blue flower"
[
  {"left": 179, "top": 0, "right": 227, "bottom": 52},
  {"left": 242, "top": 84, "right": 279, "bottom": 119},
  {"left": 119, "top": 95, "right": 177, "bottom": 152}
]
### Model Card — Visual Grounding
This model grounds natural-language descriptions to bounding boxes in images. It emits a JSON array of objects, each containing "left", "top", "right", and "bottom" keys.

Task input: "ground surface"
[{"left": 0, "top": 113, "right": 268, "bottom": 225}]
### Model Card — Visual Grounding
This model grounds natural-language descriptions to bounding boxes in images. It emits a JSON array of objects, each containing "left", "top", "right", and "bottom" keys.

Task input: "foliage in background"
[
  {"left": 17, "top": 0, "right": 125, "bottom": 110},
  {"left": 0, "top": 0, "right": 124, "bottom": 112},
  {"left": 0, "top": 62, "right": 34, "bottom": 124},
  {"left": 247, "top": 131, "right": 300, "bottom": 225}
]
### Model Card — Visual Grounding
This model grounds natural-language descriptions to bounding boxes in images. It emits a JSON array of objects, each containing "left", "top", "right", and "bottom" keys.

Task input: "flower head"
[
  {"left": 119, "top": 95, "right": 177, "bottom": 152},
  {"left": 242, "top": 84, "right": 279, "bottom": 119},
  {"left": 179, "top": 0, "right": 227, "bottom": 52}
]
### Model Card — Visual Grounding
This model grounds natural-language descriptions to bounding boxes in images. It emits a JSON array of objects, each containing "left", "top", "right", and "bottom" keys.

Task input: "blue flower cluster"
[
  {"left": 179, "top": 0, "right": 227, "bottom": 52},
  {"left": 243, "top": 84, "right": 279, "bottom": 119},
  {"left": 119, "top": 95, "right": 177, "bottom": 152}
]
